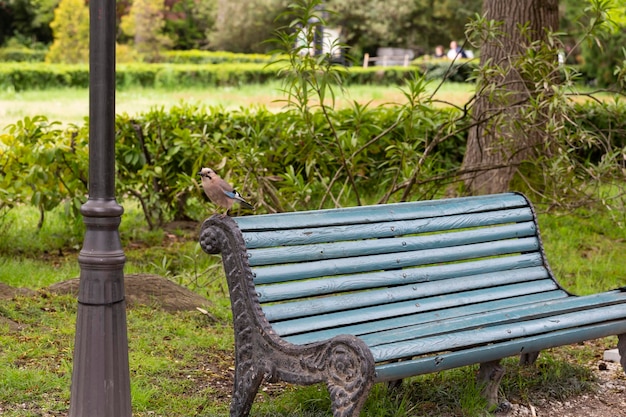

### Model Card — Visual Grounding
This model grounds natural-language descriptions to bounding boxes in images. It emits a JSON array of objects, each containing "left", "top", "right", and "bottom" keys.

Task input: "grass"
[
  {"left": 0, "top": 81, "right": 476, "bottom": 127},
  {"left": 1, "top": 200, "right": 625, "bottom": 416},
  {"left": 539, "top": 210, "right": 626, "bottom": 294}
]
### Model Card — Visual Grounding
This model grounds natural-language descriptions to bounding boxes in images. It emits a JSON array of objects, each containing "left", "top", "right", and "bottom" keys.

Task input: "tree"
[
  {"left": 460, "top": 0, "right": 559, "bottom": 195},
  {"left": 120, "top": 0, "right": 172, "bottom": 61},
  {"left": 209, "top": 0, "right": 290, "bottom": 53},
  {"left": 162, "top": 0, "right": 216, "bottom": 50},
  {"left": 327, "top": 0, "right": 481, "bottom": 56},
  {"left": 45, "top": 0, "right": 89, "bottom": 63},
  {"left": 1, "top": 0, "right": 56, "bottom": 46}
]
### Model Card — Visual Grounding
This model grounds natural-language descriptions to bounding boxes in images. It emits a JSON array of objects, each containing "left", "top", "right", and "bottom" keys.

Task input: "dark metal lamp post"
[{"left": 68, "top": 0, "right": 132, "bottom": 415}]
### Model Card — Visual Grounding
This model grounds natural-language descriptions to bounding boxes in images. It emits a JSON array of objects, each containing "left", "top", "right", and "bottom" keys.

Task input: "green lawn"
[{"left": 0, "top": 81, "right": 476, "bottom": 128}]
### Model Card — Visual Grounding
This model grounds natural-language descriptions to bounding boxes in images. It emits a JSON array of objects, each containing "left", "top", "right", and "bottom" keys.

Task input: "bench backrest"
[{"left": 233, "top": 193, "right": 565, "bottom": 347}]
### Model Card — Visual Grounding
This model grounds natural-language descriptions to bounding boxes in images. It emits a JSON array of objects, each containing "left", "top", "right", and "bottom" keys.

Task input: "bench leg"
[
  {"left": 230, "top": 333, "right": 375, "bottom": 417},
  {"left": 477, "top": 360, "right": 506, "bottom": 410},
  {"left": 230, "top": 363, "right": 265, "bottom": 417},
  {"left": 617, "top": 334, "right": 626, "bottom": 372},
  {"left": 519, "top": 351, "right": 540, "bottom": 366}
]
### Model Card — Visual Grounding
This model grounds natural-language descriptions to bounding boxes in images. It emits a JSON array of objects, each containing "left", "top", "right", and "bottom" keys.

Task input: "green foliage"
[
  {"left": 159, "top": 50, "right": 274, "bottom": 64},
  {"left": 327, "top": 0, "right": 482, "bottom": 56},
  {"left": 0, "top": 116, "right": 88, "bottom": 228},
  {"left": 574, "top": 0, "right": 626, "bottom": 87},
  {"left": 2, "top": 96, "right": 625, "bottom": 232},
  {"left": 413, "top": 58, "right": 477, "bottom": 83},
  {"left": 582, "top": 27, "right": 626, "bottom": 87},
  {"left": 120, "top": 0, "right": 172, "bottom": 62},
  {"left": 209, "top": 0, "right": 290, "bottom": 53},
  {"left": 0, "top": 0, "right": 54, "bottom": 47},
  {"left": 162, "top": 0, "right": 216, "bottom": 50},
  {"left": 0, "top": 63, "right": 90, "bottom": 90},
  {"left": 459, "top": 3, "right": 626, "bottom": 200},
  {"left": 112, "top": 101, "right": 460, "bottom": 225},
  {"left": 0, "top": 47, "right": 46, "bottom": 62},
  {"left": 0, "top": 62, "right": 429, "bottom": 91},
  {"left": 45, "top": 0, "right": 89, "bottom": 64}
]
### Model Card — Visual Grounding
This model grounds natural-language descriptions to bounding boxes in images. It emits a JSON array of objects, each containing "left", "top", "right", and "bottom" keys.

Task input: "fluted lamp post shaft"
[{"left": 68, "top": 0, "right": 132, "bottom": 415}]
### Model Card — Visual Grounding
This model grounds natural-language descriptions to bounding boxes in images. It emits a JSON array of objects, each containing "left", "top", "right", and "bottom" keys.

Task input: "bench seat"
[{"left": 199, "top": 192, "right": 626, "bottom": 417}]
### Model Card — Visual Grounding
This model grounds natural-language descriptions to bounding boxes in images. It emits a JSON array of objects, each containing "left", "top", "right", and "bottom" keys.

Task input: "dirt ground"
[{"left": 502, "top": 359, "right": 626, "bottom": 417}]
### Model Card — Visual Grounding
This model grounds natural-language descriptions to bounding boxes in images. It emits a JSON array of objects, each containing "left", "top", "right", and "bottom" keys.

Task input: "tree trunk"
[{"left": 461, "top": 0, "right": 559, "bottom": 195}]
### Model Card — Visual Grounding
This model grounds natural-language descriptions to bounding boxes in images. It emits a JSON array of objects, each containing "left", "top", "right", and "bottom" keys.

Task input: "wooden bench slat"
[
  {"left": 242, "top": 207, "right": 534, "bottom": 249},
  {"left": 374, "top": 320, "right": 626, "bottom": 381},
  {"left": 235, "top": 192, "right": 528, "bottom": 231},
  {"left": 269, "top": 279, "right": 559, "bottom": 335},
  {"left": 284, "top": 290, "right": 568, "bottom": 344},
  {"left": 371, "top": 302, "right": 626, "bottom": 362},
  {"left": 258, "top": 253, "right": 545, "bottom": 303},
  {"left": 361, "top": 290, "right": 626, "bottom": 347},
  {"left": 248, "top": 221, "right": 536, "bottom": 267},
  {"left": 263, "top": 266, "right": 550, "bottom": 322},
  {"left": 254, "top": 237, "right": 540, "bottom": 284}
]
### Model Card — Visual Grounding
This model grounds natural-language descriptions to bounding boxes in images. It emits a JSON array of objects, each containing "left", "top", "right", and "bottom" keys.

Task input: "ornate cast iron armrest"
[{"left": 199, "top": 215, "right": 376, "bottom": 417}]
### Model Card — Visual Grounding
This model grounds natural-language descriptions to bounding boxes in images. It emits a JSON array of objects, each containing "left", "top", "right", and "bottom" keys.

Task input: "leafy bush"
[
  {"left": 413, "top": 58, "right": 478, "bottom": 83},
  {"left": 159, "top": 50, "right": 275, "bottom": 64},
  {"left": 3, "top": 97, "right": 623, "bottom": 232},
  {"left": 0, "top": 116, "right": 88, "bottom": 228},
  {"left": 0, "top": 47, "right": 47, "bottom": 62},
  {"left": 0, "top": 62, "right": 433, "bottom": 91},
  {"left": 0, "top": 102, "right": 466, "bottom": 229},
  {"left": 113, "top": 101, "right": 465, "bottom": 226},
  {"left": 0, "top": 63, "right": 90, "bottom": 90},
  {"left": 582, "top": 27, "right": 626, "bottom": 88}
]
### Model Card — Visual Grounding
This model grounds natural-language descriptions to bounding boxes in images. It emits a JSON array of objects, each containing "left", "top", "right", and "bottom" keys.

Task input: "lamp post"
[{"left": 68, "top": 0, "right": 132, "bottom": 415}]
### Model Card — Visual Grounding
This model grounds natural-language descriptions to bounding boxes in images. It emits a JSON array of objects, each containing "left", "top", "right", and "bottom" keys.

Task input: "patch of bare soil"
[
  {"left": 0, "top": 282, "right": 36, "bottom": 299},
  {"left": 502, "top": 360, "right": 626, "bottom": 417},
  {"left": 47, "top": 273, "right": 210, "bottom": 312}
]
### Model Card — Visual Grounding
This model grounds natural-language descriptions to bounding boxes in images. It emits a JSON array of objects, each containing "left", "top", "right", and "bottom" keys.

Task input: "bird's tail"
[{"left": 238, "top": 200, "right": 254, "bottom": 210}]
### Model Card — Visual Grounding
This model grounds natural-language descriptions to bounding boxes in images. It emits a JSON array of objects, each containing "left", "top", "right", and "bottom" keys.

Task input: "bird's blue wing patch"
[{"left": 222, "top": 190, "right": 237, "bottom": 199}]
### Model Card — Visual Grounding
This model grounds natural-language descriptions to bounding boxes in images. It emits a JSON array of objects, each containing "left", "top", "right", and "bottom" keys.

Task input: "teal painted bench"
[{"left": 199, "top": 192, "right": 626, "bottom": 417}]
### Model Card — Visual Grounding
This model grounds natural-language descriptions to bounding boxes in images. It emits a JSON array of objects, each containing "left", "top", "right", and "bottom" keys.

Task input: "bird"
[{"left": 197, "top": 167, "right": 254, "bottom": 216}]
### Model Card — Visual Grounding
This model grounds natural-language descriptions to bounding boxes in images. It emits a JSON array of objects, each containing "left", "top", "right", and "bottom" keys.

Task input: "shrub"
[
  {"left": 1, "top": 95, "right": 624, "bottom": 231},
  {"left": 0, "top": 63, "right": 90, "bottom": 90},
  {"left": 0, "top": 116, "right": 88, "bottom": 228},
  {"left": 0, "top": 48, "right": 47, "bottom": 62},
  {"left": 581, "top": 27, "right": 626, "bottom": 88},
  {"left": 159, "top": 50, "right": 275, "bottom": 64},
  {"left": 0, "top": 62, "right": 434, "bottom": 91},
  {"left": 413, "top": 58, "right": 478, "bottom": 83}
]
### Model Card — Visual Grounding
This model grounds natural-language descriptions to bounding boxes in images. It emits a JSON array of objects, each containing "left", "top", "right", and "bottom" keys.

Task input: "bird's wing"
[
  {"left": 222, "top": 189, "right": 254, "bottom": 209},
  {"left": 222, "top": 189, "right": 239, "bottom": 200}
]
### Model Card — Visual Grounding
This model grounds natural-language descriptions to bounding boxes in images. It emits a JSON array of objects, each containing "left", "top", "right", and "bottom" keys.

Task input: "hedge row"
[
  {"left": 0, "top": 103, "right": 466, "bottom": 229},
  {"left": 0, "top": 48, "right": 48, "bottom": 62},
  {"left": 0, "top": 62, "right": 432, "bottom": 91},
  {"left": 158, "top": 50, "right": 275, "bottom": 64},
  {"left": 2, "top": 99, "right": 624, "bottom": 233}
]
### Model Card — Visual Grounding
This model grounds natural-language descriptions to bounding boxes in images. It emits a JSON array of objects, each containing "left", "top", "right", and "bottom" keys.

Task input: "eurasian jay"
[{"left": 198, "top": 167, "right": 254, "bottom": 215}]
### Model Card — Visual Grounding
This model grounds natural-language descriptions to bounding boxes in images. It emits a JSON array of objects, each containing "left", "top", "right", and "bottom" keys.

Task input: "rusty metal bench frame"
[{"left": 199, "top": 192, "right": 626, "bottom": 417}]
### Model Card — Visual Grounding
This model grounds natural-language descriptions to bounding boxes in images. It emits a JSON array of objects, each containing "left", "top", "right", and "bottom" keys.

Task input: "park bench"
[
  {"left": 198, "top": 192, "right": 626, "bottom": 417},
  {"left": 362, "top": 47, "right": 414, "bottom": 68}
]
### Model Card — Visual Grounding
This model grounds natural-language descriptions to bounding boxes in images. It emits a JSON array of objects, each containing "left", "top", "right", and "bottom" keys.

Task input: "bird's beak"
[{"left": 197, "top": 171, "right": 202, "bottom": 176}]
